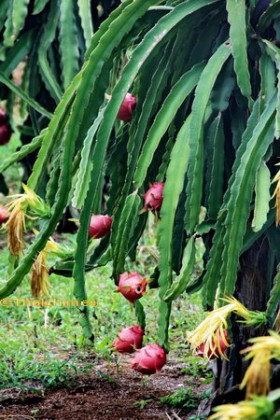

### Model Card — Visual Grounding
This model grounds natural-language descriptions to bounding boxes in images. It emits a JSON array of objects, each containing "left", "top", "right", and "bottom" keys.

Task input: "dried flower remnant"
[
  {"left": 5, "top": 184, "right": 51, "bottom": 256},
  {"left": 31, "top": 236, "right": 63, "bottom": 298}
]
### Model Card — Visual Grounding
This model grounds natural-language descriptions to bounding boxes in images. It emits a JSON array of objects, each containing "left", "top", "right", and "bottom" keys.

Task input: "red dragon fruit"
[
  {"left": 129, "top": 343, "right": 167, "bottom": 375},
  {"left": 116, "top": 272, "right": 148, "bottom": 303},
  {"left": 117, "top": 93, "right": 136, "bottom": 121},
  {"left": 88, "top": 215, "right": 112, "bottom": 239},
  {"left": 0, "top": 125, "right": 12, "bottom": 145},
  {"left": 143, "top": 182, "right": 165, "bottom": 212},
  {"left": 112, "top": 325, "right": 144, "bottom": 353},
  {"left": 0, "top": 205, "right": 9, "bottom": 225}
]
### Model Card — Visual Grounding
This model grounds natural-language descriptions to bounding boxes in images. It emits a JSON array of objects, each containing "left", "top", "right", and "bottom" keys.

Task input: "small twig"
[{"left": 172, "top": 410, "right": 183, "bottom": 420}]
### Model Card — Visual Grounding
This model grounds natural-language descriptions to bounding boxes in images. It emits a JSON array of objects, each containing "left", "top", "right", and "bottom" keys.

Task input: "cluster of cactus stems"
[{"left": 0, "top": 0, "right": 280, "bottom": 402}]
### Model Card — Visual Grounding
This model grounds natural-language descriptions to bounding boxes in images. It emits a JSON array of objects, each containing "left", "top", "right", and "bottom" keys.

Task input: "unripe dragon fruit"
[
  {"left": 112, "top": 325, "right": 144, "bottom": 353},
  {"left": 116, "top": 272, "right": 147, "bottom": 303},
  {"left": 88, "top": 215, "right": 112, "bottom": 239},
  {"left": 143, "top": 182, "right": 164, "bottom": 212},
  {"left": 129, "top": 343, "right": 167, "bottom": 375}
]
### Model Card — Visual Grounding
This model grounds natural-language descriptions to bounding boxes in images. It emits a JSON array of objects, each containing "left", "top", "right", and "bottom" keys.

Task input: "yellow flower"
[
  {"left": 240, "top": 332, "right": 280, "bottom": 399},
  {"left": 242, "top": 332, "right": 280, "bottom": 357},
  {"left": 272, "top": 164, "right": 280, "bottom": 226},
  {"left": 187, "top": 297, "right": 266, "bottom": 359},
  {"left": 223, "top": 297, "right": 267, "bottom": 327},
  {"left": 187, "top": 303, "right": 233, "bottom": 359},
  {"left": 209, "top": 402, "right": 259, "bottom": 419},
  {"left": 209, "top": 395, "right": 275, "bottom": 420},
  {"left": 240, "top": 349, "right": 271, "bottom": 399}
]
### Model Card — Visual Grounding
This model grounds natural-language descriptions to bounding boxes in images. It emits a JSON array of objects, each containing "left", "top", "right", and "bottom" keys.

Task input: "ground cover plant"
[{"left": 0, "top": 0, "right": 280, "bottom": 418}]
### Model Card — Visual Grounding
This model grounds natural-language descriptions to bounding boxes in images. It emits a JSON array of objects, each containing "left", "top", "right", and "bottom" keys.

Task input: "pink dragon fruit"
[
  {"left": 117, "top": 93, "right": 136, "bottom": 121},
  {"left": 116, "top": 272, "right": 148, "bottom": 303},
  {"left": 88, "top": 215, "right": 112, "bottom": 239},
  {"left": 129, "top": 343, "right": 167, "bottom": 375},
  {"left": 112, "top": 325, "right": 144, "bottom": 353},
  {"left": 143, "top": 182, "right": 165, "bottom": 212},
  {"left": 0, "top": 205, "right": 9, "bottom": 225}
]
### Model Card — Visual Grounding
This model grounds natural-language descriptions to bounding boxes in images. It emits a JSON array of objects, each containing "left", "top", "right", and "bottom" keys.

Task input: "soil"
[{"left": 0, "top": 357, "right": 209, "bottom": 419}]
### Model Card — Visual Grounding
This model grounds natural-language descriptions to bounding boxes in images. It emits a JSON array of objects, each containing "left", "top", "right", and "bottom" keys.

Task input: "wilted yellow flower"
[
  {"left": 272, "top": 164, "right": 280, "bottom": 226},
  {"left": 7, "top": 184, "right": 48, "bottom": 213},
  {"left": 6, "top": 207, "right": 26, "bottom": 256},
  {"left": 209, "top": 395, "right": 275, "bottom": 420},
  {"left": 240, "top": 332, "right": 280, "bottom": 399},
  {"left": 209, "top": 402, "right": 259, "bottom": 419},
  {"left": 240, "top": 349, "right": 271, "bottom": 399},
  {"left": 223, "top": 297, "right": 267, "bottom": 327},
  {"left": 242, "top": 332, "right": 280, "bottom": 356},
  {"left": 31, "top": 250, "right": 50, "bottom": 297},
  {"left": 187, "top": 297, "right": 266, "bottom": 359},
  {"left": 5, "top": 184, "right": 51, "bottom": 256},
  {"left": 30, "top": 233, "right": 65, "bottom": 298},
  {"left": 187, "top": 303, "right": 234, "bottom": 359}
]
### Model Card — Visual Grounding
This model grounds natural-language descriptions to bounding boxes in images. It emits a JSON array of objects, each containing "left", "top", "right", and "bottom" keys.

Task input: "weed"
[
  {"left": 160, "top": 387, "right": 201, "bottom": 409},
  {"left": 180, "top": 356, "right": 213, "bottom": 385},
  {"left": 133, "top": 399, "right": 153, "bottom": 409},
  {"left": 0, "top": 349, "right": 88, "bottom": 390}
]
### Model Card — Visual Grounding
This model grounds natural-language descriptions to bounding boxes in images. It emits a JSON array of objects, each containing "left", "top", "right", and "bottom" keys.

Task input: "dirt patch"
[{"left": 0, "top": 358, "right": 209, "bottom": 419}]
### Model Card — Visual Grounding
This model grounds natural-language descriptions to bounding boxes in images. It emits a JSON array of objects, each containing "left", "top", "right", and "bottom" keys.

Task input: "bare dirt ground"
[{"left": 0, "top": 357, "right": 209, "bottom": 419}]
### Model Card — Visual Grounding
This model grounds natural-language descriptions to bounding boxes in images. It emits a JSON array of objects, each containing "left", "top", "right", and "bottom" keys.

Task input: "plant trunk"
[{"left": 198, "top": 235, "right": 279, "bottom": 416}]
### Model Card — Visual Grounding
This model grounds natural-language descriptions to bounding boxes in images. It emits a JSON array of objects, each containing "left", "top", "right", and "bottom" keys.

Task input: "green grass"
[{"left": 160, "top": 387, "right": 202, "bottom": 409}]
